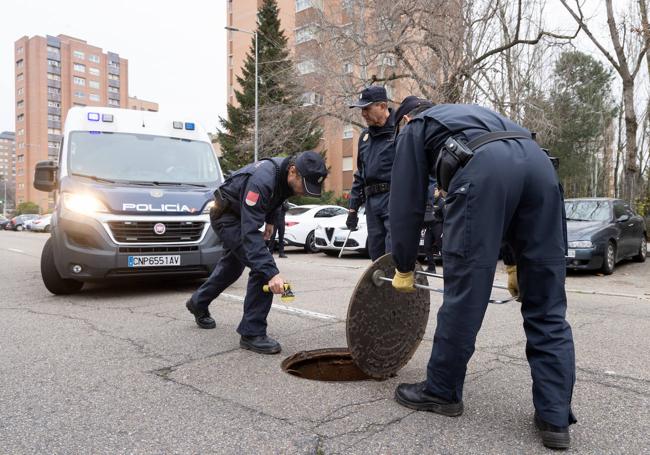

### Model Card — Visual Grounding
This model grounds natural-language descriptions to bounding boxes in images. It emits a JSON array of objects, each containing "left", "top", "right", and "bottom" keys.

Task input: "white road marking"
[
  {"left": 220, "top": 292, "right": 340, "bottom": 321},
  {"left": 8, "top": 248, "right": 25, "bottom": 254}
]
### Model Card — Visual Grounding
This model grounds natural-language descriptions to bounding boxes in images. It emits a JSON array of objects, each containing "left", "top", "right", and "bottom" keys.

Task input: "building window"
[
  {"left": 73, "top": 50, "right": 85, "bottom": 60},
  {"left": 108, "top": 99, "right": 120, "bottom": 106},
  {"left": 74, "top": 91, "right": 85, "bottom": 98},
  {"left": 48, "top": 114, "right": 61, "bottom": 121},
  {"left": 89, "top": 67, "right": 100, "bottom": 76},
  {"left": 17, "top": 129, "right": 25, "bottom": 136},
  {"left": 48, "top": 128, "right": 61, "bottom": 135},
  {"left": 88, "top": 54, "right": 100, "bottom": 63},
  {"left": 16, "top": 59, "right": 24, "bottom": 68},
  {"left": 48, "top": 101, "right": 60, "bottom": 108},
  {"left": 343, "top": 62, "right": 354, "bottom": 74},
  {"left": 17, "top": 87, "right": 23, "bottom": 96},
  {"left": 296, "top": 0, "right": 323, "bottom": 12},
  {"left": 47, "top": 73, "right": 61, "bottom": 81},
  {"left": 297, "top": 60, "right": 316, "bottom": 75},
  {"left": 342, "top": 124, "right": 354, "bottom": 139},
  {"left": 48, "top": 141, "right": 59, "bottom": 149},
  {"left": 108, "top": 86, "right": 120, "bottom": 94},
  {"left": 48, "top": 87, "right": 61, "bottom": 95},
  {"left": 301, "top": 91, "right": 323, "bottom": 106},
  {"left": 74, "top": 63, "right": 86, "bottom": 73},
  {"left": 16, "top": 114, "right": 24, "bottom": 122},
  {"left": 89, "top": 93, "right": 100, "bottom": 102},
  {"left": 342, "top": 157, "right": 354, "bottom": 171},
  {"left": 73, "top": 76, "right": 86, "bottom": 86},
  {"left": 380, "top": 53, "right": 396, "bottom": 67},
  {"left": 16, "top": 73, "right": 23, "bottom": 81},
  {"left": 47, "top": 59, "right": 60, "bottom": 67},
  {"left": 89, "top": 80, "right": 100, "bottom": 89},
  {"left": 16, "top": 46, "right": 24, "bottom": 54},
  {"left": 108, "top": 73, "right": 119, "bottom": 81},
  {"left": 47, "top": 45, "right": 59, "bottom": 54},
  {"left": 295, "top": 26, "right": 317, "bottom": 44}
]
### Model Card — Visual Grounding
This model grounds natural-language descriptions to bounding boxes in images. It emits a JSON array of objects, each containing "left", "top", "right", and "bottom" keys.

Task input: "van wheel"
[
  {"left": 600, "top": 241, "right": 616, "bottom": 275},
  {"left": 41, "top": 237, "right": 83, "bottom": 294},
  {"left": 44, "top": 225, "right": 51, "bottom": 233}
]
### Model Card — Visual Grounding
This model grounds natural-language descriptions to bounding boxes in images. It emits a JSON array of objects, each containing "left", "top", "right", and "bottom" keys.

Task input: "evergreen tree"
[{"left": 218, "top": 0, "right": 322, "bottom": 172}]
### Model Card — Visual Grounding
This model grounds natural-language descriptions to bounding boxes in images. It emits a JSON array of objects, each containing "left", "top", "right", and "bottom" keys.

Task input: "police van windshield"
[{"left": 67, "top": 131, "right": 220, "bottom": 185}]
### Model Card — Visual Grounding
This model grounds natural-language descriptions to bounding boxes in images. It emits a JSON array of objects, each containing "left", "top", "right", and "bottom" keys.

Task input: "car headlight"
[
  {"left": 568, "top": 240, "right": 593, "bottom": 248},
  {"left": 202, "top": 200, "right": 215, "bottom": 214},
  {"left": 63, "top": 193, "right": 109, "bottom": 215}
]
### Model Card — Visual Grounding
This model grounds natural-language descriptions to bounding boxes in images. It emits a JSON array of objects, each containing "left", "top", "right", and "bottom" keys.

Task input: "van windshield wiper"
[
  {"left": 566, "top": 217, "right": 592, "bottom": 221},
  {"left": 71, "top": 172, "right": 116, "bottom": 184},
  {"left": 126, "top": 180, "right": 207, "bottom": 188}
]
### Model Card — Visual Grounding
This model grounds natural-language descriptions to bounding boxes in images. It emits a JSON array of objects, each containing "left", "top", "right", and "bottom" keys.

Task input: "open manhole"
[{"left": 281, "top": 348, "right": 373, "bottom": 381}]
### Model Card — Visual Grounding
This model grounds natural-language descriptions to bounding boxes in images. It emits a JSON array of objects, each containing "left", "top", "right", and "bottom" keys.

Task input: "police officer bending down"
[
  {"left": 389, "top": 104, "right": 577, "bottom": 449},
  {"left": 186, "top": 151, "right": 328, "bottom": 355},
  {"left": 347, "top": 86, "right": 396, "bottom": 260}
]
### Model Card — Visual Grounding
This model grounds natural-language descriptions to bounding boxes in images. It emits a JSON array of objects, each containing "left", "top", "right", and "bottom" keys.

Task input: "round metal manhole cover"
[{"left": 346, "top": 253, "right": 430, "bottom": 379}]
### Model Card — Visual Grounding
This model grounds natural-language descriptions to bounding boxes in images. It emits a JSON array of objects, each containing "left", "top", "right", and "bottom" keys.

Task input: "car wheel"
[
  {"left": 633, "top": 235, "right": 647, "bottom": 262},
  {"left": 600, "top": 241, "right": 616, "bottom": 275},
  {"left": 304, "top": 231, "right": 319, "bottom": 253},
  {"left": 16, "top": 225, "right": 23, "bottom": 231},
  {"left": 41, "top": 237, "right": 84, "bottom": 295},
  {"left": 44, "top": 225, "right": 51, "bottom": 233}
]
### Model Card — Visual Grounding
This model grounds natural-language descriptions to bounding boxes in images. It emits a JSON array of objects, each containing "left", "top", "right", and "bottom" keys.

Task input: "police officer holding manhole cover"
[
  {"left": 185, "top": 151, "right": 328, "bottom": 355},
  {"left": 388, "top": 103, "right": 577, "bottom": 450},
  {"left": 346, "top": 86, "right": 396, "bottom": 260}
]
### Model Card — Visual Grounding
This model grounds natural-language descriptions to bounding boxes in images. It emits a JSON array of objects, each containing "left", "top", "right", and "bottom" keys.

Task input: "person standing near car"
[
  {"left": 268, "top": 201, "right": 289, "bottom": 258},
  {"left": 346, "top": 86, "right": 396, "bottom": 261},
  {"left": 185, "top": 151, "right": 328, "bottom": 354},
  {"left": 388, "top": 103, "right": 577, "bottom": 450}
]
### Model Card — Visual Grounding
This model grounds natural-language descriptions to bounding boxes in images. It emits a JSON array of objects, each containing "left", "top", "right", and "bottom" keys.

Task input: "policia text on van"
[{"left": 34, "top": 107, "right": 225, "bottom": 294}]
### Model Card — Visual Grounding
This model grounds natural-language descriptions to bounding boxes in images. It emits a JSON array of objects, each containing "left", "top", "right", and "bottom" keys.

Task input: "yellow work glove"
[
  {"left": 506, "top": 265, "right": 518, "bottom": 297},
  {"left": 392, "top": 269, "right": 416, "bottom": 293}
]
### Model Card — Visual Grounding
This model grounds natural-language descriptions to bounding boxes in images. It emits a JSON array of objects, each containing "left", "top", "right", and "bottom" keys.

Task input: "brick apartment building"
[
  {"left": 0, "top": 131, "right": 16, "bottom": 215},
  {"left": 13, "top": 34, "right": 157, "bottom": 212}
]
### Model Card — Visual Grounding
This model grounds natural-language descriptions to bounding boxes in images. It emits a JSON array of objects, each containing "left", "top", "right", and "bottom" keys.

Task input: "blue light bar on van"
[
  {"left": 88, "top": 112, "right": 100, "bottom": 122},
  {"left": 102, "top": 114, "right": 113, "bottom": 122},
  {"left": 173, "top": 121, "right": 183, "bottom": 129},
  {"left": 185, "top": 122, "right": 195, "bottom": 131}
]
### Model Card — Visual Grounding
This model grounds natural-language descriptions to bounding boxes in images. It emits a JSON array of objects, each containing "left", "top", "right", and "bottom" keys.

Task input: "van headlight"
[
  {"left": 568, "top": 240, "right": 592, "bottom": 248},
  {"left": 63, "top": 193, "right": 109, "bottom": 215},
  {"left": 202, "top": 200, "right": 215, "bottom": 214}
]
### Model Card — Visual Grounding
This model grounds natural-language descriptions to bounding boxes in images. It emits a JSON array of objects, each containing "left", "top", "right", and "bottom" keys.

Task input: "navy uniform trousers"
[
  {"left": 190, "top": 213, "right": 273, "bottom": 337},
  {"left": 426, "top": 139, "right": 576, "bottom": 428},
  {"left": 365, "top": 192, "right": 391, "bottom": 261}
]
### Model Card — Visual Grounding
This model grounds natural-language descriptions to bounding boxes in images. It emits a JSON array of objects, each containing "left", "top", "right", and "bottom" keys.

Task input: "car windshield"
[
  {"left": 67, "top": 131, "right": 221, "bottom": 185},
  {"left": 287, "top": 207, "right": 312, "bottom": 216},
  {"left": 564, "top": 200, "right": 611, "bottom": 222}
]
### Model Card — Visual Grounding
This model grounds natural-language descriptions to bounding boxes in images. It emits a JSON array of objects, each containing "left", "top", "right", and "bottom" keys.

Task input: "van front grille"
[{"left": 108, "top": 221, "right": 204, "bottom": 243}]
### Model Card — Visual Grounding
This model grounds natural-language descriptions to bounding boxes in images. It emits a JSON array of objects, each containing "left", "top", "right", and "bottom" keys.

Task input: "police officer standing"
[
  {"left": 186, "top": 151, "right": 328, "bottom": 355},
  {"left": 268, "top": 200, "right": 289, "bottom": 258},
  {"left": 388, "top": 103, "right": 577, "bottom": 449},
  {"left": 346, "top": 86, "right": 396, "bottom": 260}
]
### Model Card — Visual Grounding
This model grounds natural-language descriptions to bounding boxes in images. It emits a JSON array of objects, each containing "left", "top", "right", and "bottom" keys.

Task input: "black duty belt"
[{"left": 365, "top": 182, "right": 390, "bottom": 196}]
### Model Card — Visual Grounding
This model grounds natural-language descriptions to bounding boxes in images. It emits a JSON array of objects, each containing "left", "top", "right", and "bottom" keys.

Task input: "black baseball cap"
[
  {"left": 348, "top": 86, "right": 388, "bottom": 108},
  {"left": 295, "top": 151, "right": 328, "bottom": 197},
  {"left": 394, "top": 96, "right": 432, "bottom": 125}
]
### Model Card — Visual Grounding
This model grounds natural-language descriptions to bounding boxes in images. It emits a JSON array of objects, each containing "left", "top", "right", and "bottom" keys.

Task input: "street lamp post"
[{"left": 225, "top": 26, "right": 259, "bottom": 163}]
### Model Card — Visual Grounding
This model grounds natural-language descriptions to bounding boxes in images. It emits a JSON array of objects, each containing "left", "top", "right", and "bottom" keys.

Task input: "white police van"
[{"left": 34, "top": 107, "right": 224, "bottom": 294}]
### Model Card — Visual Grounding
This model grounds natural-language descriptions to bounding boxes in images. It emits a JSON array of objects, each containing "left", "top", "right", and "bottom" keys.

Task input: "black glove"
[{"left": 346, "top": 211, "right": 359, "bottom": 230}]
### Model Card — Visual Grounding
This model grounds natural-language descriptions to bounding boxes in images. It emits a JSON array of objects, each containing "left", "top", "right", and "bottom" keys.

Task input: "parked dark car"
[
  {"left": 565, "top": 198, "right": 646, "bottom": 274},
  {"left": 0, "top": 216, "right": 10, "bottom": 230},
  {"left": 7, "top": 214, "right": 40, "bottom": 231}
]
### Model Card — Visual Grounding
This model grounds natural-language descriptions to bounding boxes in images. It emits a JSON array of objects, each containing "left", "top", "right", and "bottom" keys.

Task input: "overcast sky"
[
  {"left": 0, "top": 0, "right": 634, "bottom": 137},
  {"left": 0, "top": 0, "right": 229, "bottom": 134}
]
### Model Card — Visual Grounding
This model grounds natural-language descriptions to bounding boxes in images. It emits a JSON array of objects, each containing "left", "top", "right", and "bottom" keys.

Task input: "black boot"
[
  {"left": 394, "top": 381, "right": 463, "bottom": 416},
  {"left": 239, "top": 335, "right": 281, "bottom": 354},
  {"left": 534, "top": 412, "right": 570, "bottom": 450},
  {"left": 185, "top": 299, "right": 216, "bottom": 329}
]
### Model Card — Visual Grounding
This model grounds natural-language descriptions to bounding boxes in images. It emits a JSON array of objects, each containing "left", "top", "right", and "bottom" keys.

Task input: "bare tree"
[{"left": 559, "top": 0, "right": 647, "bottom": 203}]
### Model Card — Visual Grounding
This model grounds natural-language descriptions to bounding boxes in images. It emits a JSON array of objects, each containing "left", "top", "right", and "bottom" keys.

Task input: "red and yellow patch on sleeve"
[{"left": 245, "top": 191, "right": 260, "bottom": 206}]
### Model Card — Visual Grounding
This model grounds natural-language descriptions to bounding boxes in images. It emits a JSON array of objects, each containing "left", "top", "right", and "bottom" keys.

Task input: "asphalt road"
[{"left": 1, "top": 230, "right": 649, "bottom": 454}]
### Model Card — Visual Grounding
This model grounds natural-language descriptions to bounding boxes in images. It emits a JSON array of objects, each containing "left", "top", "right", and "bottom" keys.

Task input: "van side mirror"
[{"left": 34, "top": 160, "right": 59, "bottom": 192}]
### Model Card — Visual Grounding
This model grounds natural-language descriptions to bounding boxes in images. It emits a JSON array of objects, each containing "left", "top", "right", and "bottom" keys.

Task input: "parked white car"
[
  {"left": 282, "top": 205, "right": 348, "bottom": 253},
  {"left": 314, "top": 207, "right": 369, "bottom": 257},
  {"left": 30, "top": 214, "right": 52, "bottom": 232}
]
